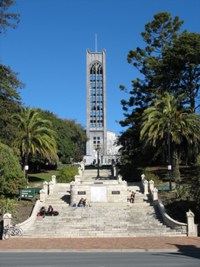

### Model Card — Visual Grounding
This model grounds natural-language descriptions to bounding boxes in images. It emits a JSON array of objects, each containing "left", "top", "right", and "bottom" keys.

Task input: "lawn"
[{"left": 28, "top": 169, "right": 60, "bottom": 186}]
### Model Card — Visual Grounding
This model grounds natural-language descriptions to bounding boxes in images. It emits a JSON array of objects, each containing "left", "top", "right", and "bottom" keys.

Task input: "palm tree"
[
  {"left": 14, "top": 106, "right": 58, "bottom": 170},
  {"left": 140, "top": 92, "right": 200, "bottom": 182}
]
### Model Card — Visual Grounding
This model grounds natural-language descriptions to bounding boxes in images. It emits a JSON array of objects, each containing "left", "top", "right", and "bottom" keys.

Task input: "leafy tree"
[
  {"left": 0, "top": 1, "right": 23, "bottom": 146},
  {"left": 162, "top": 32, "right": 200, "bottom": 112},
  {"left": 13, "top": 107, "right": 58, "bottom": 169},
  {"left": 119, "top": 12, "right": 200, "bottom": 171},
  {"left": 121, "top": 13, "right": 184, "bottom": 115},
  {"left": 0, "top": 65, "right": 23, "bottom": 146},
  {"left": 140, "top": 92, "right": 200, "bottom": 181},
  {"left": 40, "top": 110, "right": 87, "bottom": 164},
  {"left": 0, "top": 142, "right": 25, "bottom": 195},
  {"left": 0, "top": 0, "right": 19, "bottom": 34},
  {"left": 63, "top": 119, "right": 87, "bottom": 162}
]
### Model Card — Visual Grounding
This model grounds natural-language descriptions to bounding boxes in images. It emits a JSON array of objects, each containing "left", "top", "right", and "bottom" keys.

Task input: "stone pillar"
[
  {"left": 80, "top": 161, "right": 85, "bottom": 171},
  {"left": 141, "top": 174, "right": 145, "bottom": 181},
  {"left": 74, "top": 176, "right": 81, "bottom": 184},
  {"left": 48, "top": 181, "right": 54, "bottom": 195},
  {"left": 149, "top": 180, "right": 154, "bottom": 192},
  {"left": 153, "top": 188, "right": 158, "bottom": 201},
  {"left": 39, "top": 189, "right": 46, "bottom": 202},
  {"left": 78, "top": 167, "right": 82, "bottom": 176},
  {"left": 51, "top": 175, "right": 56, "bottom": 184},
  {"left": 143, "top": 180, "right": 149, "bottom": 195},
  {"left": 70, "top": 182, "right": 76, "bottom": 206},
  {"left": 118, "top": 175, "right": 123, "bottom": 184},
  {"left": 3, "top": 213, "right": 12, "bottom": 229},
  {"left": 43, "top": 182, "right": 49, "bottom": 195},
  {"left": 113, "top": 166, "right": 117, "bottom": 177},
  {"left": 187, "top": 210, "right": 198, "bottom": 237},
  {"left": 116, "top": 166, "right": 119, "bottom": 178}
]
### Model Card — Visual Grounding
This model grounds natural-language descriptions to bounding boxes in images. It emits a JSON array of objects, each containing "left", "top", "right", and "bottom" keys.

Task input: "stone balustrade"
[
  {"left": 2, "top": 166, "right": 85, "bottom": 235},
  {"left": 156, "top": 199, "right": 187, "bottom": 234},
  {"left": 3, "top": 199, "right": 42, "bottom": 233},
  {"left": 2, "top": 174, "right": 58, "bottom": 236},
  {"left": 141, "top": 174, "right": 198, "bottom": 237}
]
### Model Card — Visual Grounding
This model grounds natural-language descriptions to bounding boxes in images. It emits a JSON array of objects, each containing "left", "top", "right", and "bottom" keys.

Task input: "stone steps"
[
  {"left": 21, "top": 201, "right": 186, "bottom": 237},
  {"left": 22, "top": 229, "right": 184, "bottom": 238},
  {"left": 19, "top": 177, "right": 186, "bottom": 238}
]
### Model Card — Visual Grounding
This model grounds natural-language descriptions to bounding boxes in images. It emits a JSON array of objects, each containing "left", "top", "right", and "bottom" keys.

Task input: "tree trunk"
[{"left": 172, "top": 149, "right": 181, "bottom": 182}]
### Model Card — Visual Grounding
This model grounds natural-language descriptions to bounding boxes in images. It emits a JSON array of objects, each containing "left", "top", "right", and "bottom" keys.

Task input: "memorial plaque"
[
  {"left": 78, "top": 191, "right": 86, "bottom": 195},
  {"left": 112, "top": 191, "right": 120, "bottom": 195}
]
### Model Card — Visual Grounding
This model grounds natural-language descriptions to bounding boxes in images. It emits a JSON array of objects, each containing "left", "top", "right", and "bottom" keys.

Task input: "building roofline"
[{"left": 87, "top": 49, "right": 106, "bottom": 54}]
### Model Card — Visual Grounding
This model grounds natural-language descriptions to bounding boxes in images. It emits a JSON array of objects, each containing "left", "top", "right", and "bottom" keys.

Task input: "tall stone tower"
[{"left": 84, "top": 49, "right": 107, "bottom": 165}]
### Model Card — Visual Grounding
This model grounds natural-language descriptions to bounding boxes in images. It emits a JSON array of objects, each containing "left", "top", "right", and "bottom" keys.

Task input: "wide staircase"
[{"left": 21, "top": 183, "right": 185, "bottom": 238}]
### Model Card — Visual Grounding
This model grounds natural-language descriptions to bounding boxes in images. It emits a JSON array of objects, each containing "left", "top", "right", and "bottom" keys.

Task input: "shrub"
[
  {"left": 57, "top": 165, "right": 78, "bottom": 183},
  {"left": 195, "top": 155, "right": 200, "bottom": 166},
  {"left": 119, "top": 164, "right": 142, "bottom": 182},
  {"left": 191, "top": 174, "right": 200, "bottom": 209},
  {"left": 0, "top": 143, "right": 26, "bottom": 196},
  {"left": 175, "top": 184, "right": 191, "bottom": 199},
  {"left": 143, "top": 169, "right": 162, "bottom": 185},
  {"left": 0, "top": 197, "right": 17, "bottom": 215}
]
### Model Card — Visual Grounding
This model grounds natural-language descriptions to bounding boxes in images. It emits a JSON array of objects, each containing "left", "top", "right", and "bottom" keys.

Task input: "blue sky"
[{"left": 1, "top": 0, "right": 200, "bottom": 134}]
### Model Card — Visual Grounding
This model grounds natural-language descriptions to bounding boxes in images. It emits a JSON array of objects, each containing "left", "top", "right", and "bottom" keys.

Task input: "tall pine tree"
[{"left": 119, "top": 12, "right": 200, "bottom": 175}]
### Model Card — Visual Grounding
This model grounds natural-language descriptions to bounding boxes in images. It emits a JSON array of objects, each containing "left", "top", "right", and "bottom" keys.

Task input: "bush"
[
  {"left": 0, "top": 143, "right": 26, "bottom": 196},
  {"left": 175, "top": 184, "right": 191, "bottom": 199},
  {"left": 119, "top": 164, "right": 142, "bottom": 182},
  {"left": 57, "top": 165, "right": 78, "bottom": 183},
  {"left": 0, "top": 197, "right": 17, "bottom": 215},
  {"left": 191, "top": 174, "right": 200, "bottom": 209},
  {"left": 143, "top": 169, "right": 162, "bottom": 185},
  {"left": 195, "top": 155, "right": 200, "bottom": 166}
]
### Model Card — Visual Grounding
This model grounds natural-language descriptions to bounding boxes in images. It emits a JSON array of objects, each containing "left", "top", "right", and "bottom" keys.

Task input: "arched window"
[{"left": 90, "top": 62, "right": 103, "bottom": 75}]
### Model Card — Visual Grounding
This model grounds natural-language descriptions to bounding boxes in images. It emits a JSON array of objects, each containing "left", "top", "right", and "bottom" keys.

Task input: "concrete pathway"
[{"left": 0, "top": 237, "right": 200, "bottom": 252}]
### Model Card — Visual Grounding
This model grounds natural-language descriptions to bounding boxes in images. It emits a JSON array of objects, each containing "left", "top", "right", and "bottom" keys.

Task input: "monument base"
[{"left": 70, "top": 179, "right": 127, "bottom": 206}]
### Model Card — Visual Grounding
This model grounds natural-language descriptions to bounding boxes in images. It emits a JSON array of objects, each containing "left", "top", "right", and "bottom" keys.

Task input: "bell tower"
[{"left": 84, "top": 49, "right": 107, "bottom": 165}]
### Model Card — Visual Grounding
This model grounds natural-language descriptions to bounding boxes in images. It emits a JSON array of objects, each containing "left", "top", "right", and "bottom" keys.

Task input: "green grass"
[{"left": 28, "top": 170, "right": 60, "bottom": 186}]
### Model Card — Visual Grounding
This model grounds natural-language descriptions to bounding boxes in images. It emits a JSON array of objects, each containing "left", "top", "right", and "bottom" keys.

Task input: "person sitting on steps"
[
  {"left": 78, "top": 198, "right": 85, "bottom": 207},
  {"left": 47, "top": 205, "right": 59, "bottom": 216},
  {"left": 39, "top": 206, "right": 46, "bottom": 218},
  {"left": 83, "top": 198, "right": 88, "bottom": 207},
  {"left": 47, "top": 205, "right": 54, "bottom": 216},
  {"left": 130, "top": 192, "right": 135, "bottom": 203},
  {"left": 37, "top": 205, "right": 59, "bottom": 217}
]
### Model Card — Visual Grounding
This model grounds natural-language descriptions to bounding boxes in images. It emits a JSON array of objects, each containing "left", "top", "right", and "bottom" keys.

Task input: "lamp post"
[
  {"left": 167, "top": 127, "right": 172, "bottom": 191},
  {"left": 96, "top": 146, "right": 100, "bottom": 178},
  {"left": 24, "top": 165, "right": 29, "bottom": 186},
  {"left": 25, "top": 125, "right": 29, "bottom": 185}
]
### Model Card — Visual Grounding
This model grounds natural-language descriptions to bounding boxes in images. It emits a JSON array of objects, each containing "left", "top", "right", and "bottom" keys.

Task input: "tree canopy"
[
  {"left": 119, "top": 12, "right": 200, "bottom": 176},
  {"left": 0, "top": 1, "right": 23, "bottom": 146},
  {"left": 13, "top": 107, "right": 58, "bottom": 168},
  {"left": 0, "top": 0, "right": 19, "bottom": 34},
  {"left": 0, "top": 65, "right": 24, "bottom": 146},
  {"left": 40, "top": 110, "right": 87, "bottom": 164},
  {"left": 140, "top": 92, "right": 200, "bottom": 181}
]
